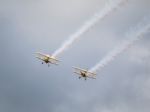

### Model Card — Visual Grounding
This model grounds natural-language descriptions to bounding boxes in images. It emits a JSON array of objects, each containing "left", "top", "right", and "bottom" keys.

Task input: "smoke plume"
[
  {"left": 89, "top": 17, "right": 150, "bottom": 73},
  {"left": 52, "top": 0, "right": 128, "bottom": 57}
]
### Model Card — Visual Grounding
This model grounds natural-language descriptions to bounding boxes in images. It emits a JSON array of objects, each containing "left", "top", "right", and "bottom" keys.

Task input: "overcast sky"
[{"left": 0, "top": 0, "right": 150, "bottom": 112}]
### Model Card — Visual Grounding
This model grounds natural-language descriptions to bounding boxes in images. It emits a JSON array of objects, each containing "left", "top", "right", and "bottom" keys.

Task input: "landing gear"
[
  {"left": 42, "top": 62, "right": 43, "bottom": 64},
  {"left": 79, "top": 77, "right": 81, "bottom": 79}
]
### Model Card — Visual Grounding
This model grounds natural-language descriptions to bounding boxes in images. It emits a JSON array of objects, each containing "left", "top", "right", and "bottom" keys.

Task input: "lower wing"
[
  {"left": 87, "top": 75, "right": 96, "bottom": 79},
  {"left": 50, "top": 62, "right": 59, "bottom": 65},
  {"left": 74, "top": 71, "right": 81, "bottom": 75},
  {"left": 36, "top": 56, "right": 44, "bottom": 61}
]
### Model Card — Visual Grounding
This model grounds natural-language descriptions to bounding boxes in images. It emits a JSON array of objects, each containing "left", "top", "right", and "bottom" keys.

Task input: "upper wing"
[
  {"left": 36, "top": 52, "right": 48, "bottom": 58},
  {"left": 73, "top": 67, "right": 87, "bottom": 72},
  {"left": 87, "top": 72, "right": 96, "bottom": 76}
]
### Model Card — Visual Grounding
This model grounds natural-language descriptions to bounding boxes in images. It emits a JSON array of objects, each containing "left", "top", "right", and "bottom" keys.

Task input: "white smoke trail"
[
  {"left": 52, "top": 0, "right": 128, "bottom": 57},
  {"left": 89, "top": 17, "right": 150, "bottom": 73}
]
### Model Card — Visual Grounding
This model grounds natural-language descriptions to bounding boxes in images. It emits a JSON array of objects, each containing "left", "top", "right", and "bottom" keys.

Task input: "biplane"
[
  {"left": 73, "top": 67, "right": 96, "bottom": 80},
  {"left": 36, "top": 52, "right": 59, "bottom": 66}
]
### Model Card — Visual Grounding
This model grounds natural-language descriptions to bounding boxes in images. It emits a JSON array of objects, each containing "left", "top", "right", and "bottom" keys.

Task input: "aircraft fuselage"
[
  {"left": 43, "top": 57, "right": 50, "bottom": 63},
  {"left": 81, "top": 72, "right": 87, "bottom": 77}
]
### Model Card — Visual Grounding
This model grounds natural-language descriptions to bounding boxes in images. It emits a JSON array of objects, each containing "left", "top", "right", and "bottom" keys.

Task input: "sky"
[{"left": 0, "top": 0, "right": 150, "bottom": 112}]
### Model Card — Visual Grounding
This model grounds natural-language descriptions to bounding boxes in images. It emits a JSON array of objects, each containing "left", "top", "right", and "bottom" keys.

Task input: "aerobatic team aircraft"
[
  {"left": 73, "top": 67, "right": 96, "bottom": 80},
  {"left": 36, "top": 52, "right": 59, "bottom": 66}
]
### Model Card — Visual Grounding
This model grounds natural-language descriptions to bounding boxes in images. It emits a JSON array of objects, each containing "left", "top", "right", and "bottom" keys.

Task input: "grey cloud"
[{"left": 0, "top": 0, "right": 150, "bottom": 112}]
